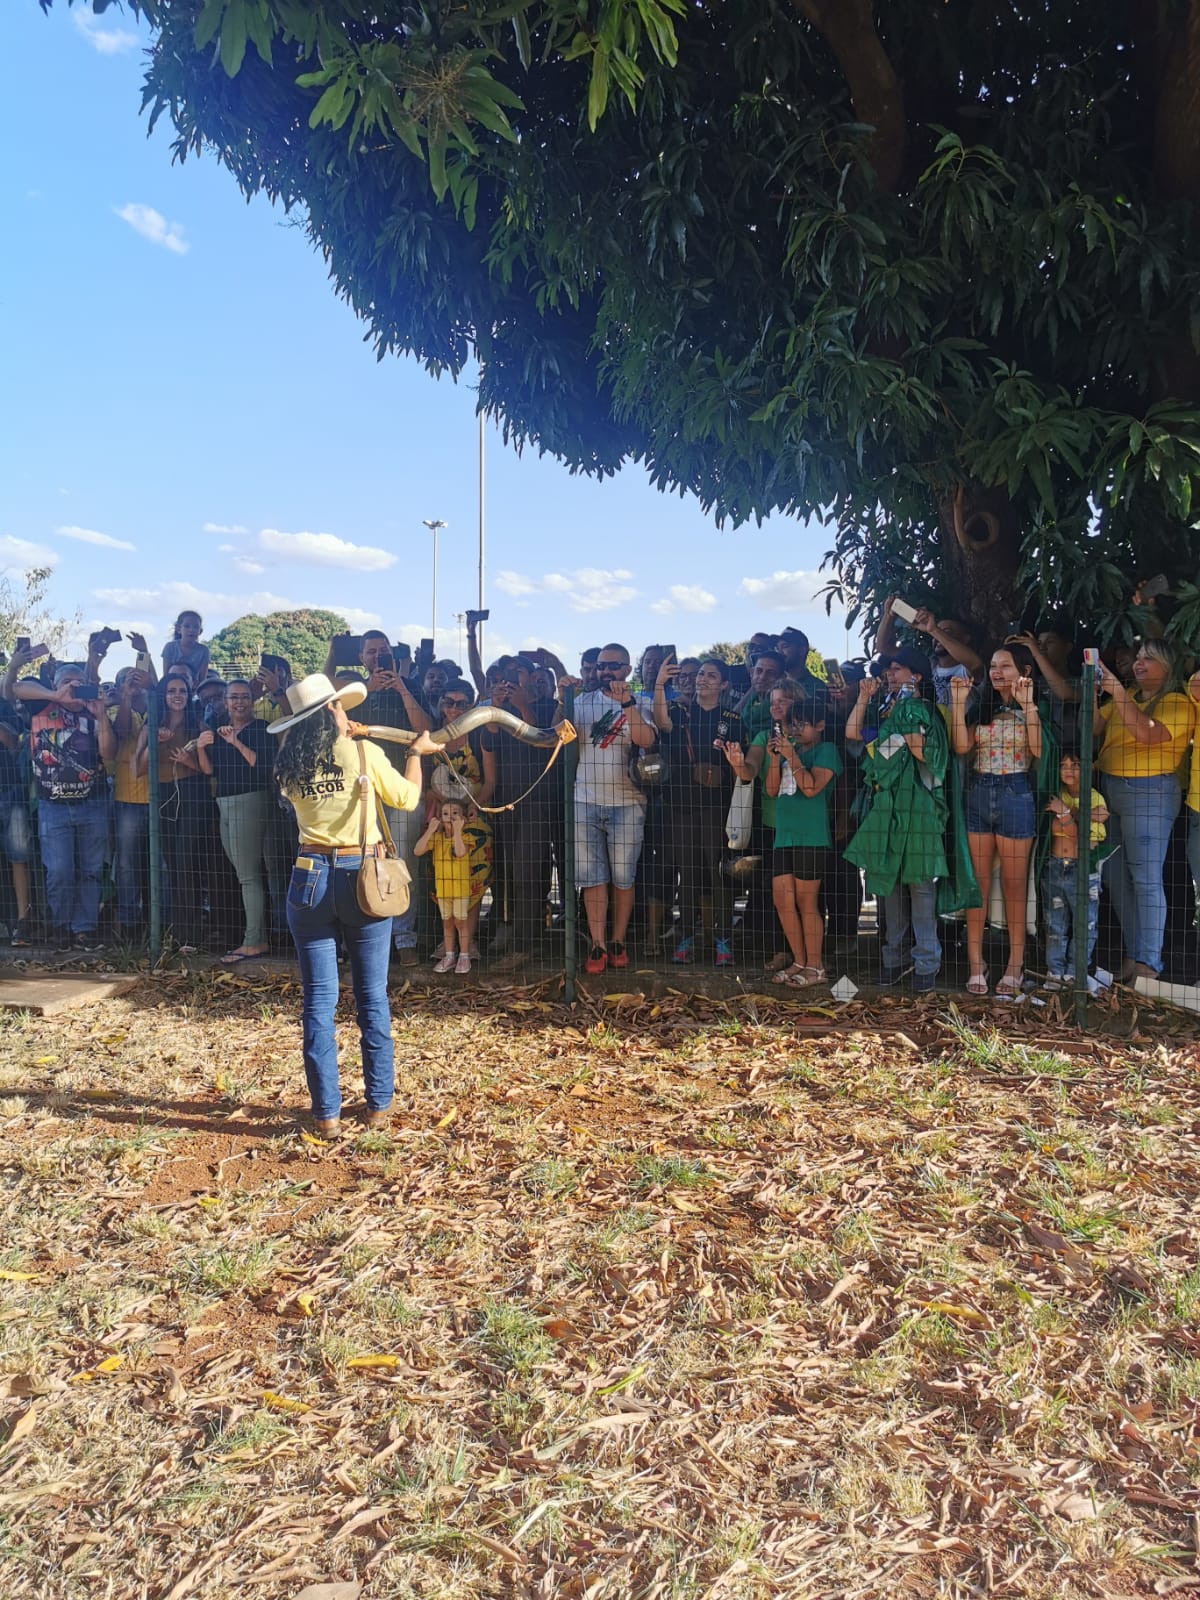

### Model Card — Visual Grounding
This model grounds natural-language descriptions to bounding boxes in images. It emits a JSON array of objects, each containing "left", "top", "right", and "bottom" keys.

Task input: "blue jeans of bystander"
[{"left": 1042, "top": 855, "right": 1100, "bottom": 980}]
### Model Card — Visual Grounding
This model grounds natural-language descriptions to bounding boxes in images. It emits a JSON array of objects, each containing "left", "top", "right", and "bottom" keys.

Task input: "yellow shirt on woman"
[
  {"left": 1096, "top": 691, "right": 1193, "bottom": 780},
  {"left": 284, "top": 734, "right": 419, "bottom": 848}
]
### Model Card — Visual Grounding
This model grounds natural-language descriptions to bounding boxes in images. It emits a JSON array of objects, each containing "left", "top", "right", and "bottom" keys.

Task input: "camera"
[{"left": 466, "top": 609, "right": 490, "bottom": 627}]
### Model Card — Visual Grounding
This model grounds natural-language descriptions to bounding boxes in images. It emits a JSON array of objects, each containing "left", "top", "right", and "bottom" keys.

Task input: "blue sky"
[{"left": 3, "top": 2, "right": 855, "bottom": 677}]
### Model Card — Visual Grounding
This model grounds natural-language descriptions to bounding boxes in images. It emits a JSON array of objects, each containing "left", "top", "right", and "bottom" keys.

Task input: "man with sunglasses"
[{"left": 556, "top": 644, "right": 657, "bottom": 974}]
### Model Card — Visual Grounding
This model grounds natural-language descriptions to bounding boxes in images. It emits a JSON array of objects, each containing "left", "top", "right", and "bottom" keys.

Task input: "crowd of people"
[{"left": 2, "top": 593, "right": 1199, "bottom": 997}]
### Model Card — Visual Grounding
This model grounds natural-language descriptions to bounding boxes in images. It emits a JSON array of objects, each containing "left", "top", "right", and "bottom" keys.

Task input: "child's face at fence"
[
  {"left": 1060, "top": 756, "right": 1081, "bottom": 793},
  {"left": 440, "top": 803, "right": 466, "bottom": 831},
  {"left": 768, "top": 688, "right": 794, "bottom": 723},
  {"left": 885, "top": 662, "right": 918, "bottom": 692}
]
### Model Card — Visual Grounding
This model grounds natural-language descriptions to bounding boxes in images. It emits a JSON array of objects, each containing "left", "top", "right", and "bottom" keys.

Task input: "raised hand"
[{"left": 948, "top": 673, "right": 972, "bottom": 704}]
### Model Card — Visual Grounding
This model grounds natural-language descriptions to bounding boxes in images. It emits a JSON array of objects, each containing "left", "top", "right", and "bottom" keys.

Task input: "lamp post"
[{"left": 422, "top": 518, "right": 448, "bottom": 649}]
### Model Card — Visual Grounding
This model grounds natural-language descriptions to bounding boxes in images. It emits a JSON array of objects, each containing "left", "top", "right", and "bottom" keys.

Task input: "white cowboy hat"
[{"left": 268, "top": 672, "right": 367, "bottom": 735}]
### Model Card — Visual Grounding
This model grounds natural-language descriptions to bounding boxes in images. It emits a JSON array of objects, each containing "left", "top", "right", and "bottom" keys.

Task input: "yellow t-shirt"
[
  {"left": 283, "top": 734, "right": 419, "bottom": 848},
  {"left": 430, "top": 831, "right": 471, "bottom": 899},
  {"left": 1056, "top": 787, "right": 1106, "bottom": 847},
  {"left": 1096, "top": 691, "right": 1194, "bottom": 779},
  {"left": 108, "top": 706, "right": 148, "bottom": 805}
]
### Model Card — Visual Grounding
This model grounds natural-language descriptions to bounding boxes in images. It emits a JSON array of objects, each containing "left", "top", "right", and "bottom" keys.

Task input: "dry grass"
[{"left": 0, "top": 970, "right": 1198, "bottom": 1599}]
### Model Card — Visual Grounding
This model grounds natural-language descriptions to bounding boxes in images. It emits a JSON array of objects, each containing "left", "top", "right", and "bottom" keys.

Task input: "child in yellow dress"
[{"left": 415, "top": 798, "right": 473, "bottom": 974}]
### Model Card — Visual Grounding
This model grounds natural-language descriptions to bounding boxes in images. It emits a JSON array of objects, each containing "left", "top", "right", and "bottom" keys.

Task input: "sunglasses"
[{"left": 442, "top": 698, "right": 469, "bottom": 709}]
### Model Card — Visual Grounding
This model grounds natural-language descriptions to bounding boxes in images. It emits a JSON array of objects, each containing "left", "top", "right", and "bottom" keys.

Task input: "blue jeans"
[
  {"left": 1042, "top": 856, "right": 1100, "bottom": 979},
  {"left": 114, "top": 801, "right": 148, "bottom": 927},
  {"left": 1101, "top": 774, "right": 1181, "bottom": 973},
  {"left": 38, "top": 796, "right": 109, "bottom": 934},
  {"left": 882, "top": 879, "right": 940, "bottom": 975},
  {"left": 287, "top": 853, "right": 394, "bottom": 1120}
]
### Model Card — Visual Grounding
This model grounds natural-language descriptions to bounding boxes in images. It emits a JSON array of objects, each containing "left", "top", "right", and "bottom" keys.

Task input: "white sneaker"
[
  {"left": 433, "top": 952, "right": 457, "bottom": 974},
  {"left": 455, "top": 952, "right": 472, "bottom": 976}
]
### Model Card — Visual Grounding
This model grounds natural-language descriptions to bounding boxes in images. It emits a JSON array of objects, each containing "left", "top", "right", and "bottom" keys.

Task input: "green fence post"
[
  {"left": 1073, "top": 657, "right": 1097, "bottom": 1029},
  {"left": 146, "top": 685, "right": 163, "bottom": 966},
  {"left": 563, "top": 684, "right": 577, "bottom": 1003}
]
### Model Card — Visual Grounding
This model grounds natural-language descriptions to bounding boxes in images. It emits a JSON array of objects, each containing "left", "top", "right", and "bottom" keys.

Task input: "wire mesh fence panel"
[{"left": 1, "top": 627, "right": 1197, "bottom": 1025}]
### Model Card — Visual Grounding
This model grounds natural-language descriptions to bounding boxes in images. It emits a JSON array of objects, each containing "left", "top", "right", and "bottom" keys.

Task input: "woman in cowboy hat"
[{"left": 271, "top": 673, "right": 438, "bottom": 1136}]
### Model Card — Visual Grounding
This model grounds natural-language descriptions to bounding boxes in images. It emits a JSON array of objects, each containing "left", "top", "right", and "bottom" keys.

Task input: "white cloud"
[
  {"left": 258, "top": 528, "right": 396, "bottom": 573},
  {"left": 203, "top": 522, "right": 248, "bottom": 536},
  {"left": 494, "top": 570, "right": 539, "bottom": 600},
  {"left": 650, "top": 583, "right": 717, "bottom": 616},
  {"left": 73, "top": 8, "right": 138, "bottom": 54},
  {"left": 232, "top": 557, "right": 266, "bottom": 576},
  {"left": 58, "top": 525, "right": 135, "bottom": 553},
  {"left": 494, "top": 567, "right": 638, "bottom": 614},
  {"left": 738, "top": 569, "right": 828, "bottom": 613},
  {"left": 114, "top": 203, "right": 189, "bottom": 256},
  {"left": 0, "top": 535, "right": 57, "bottom": 572}
]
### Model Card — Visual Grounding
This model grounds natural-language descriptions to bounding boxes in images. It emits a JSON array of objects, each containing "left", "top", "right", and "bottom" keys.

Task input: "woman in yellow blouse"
[
  {"left": 271, "top": 674, "right": 438, "bottom": 1135},
  {"left": 1097, "top": 641, "right": 1195, "bottom": 980}
]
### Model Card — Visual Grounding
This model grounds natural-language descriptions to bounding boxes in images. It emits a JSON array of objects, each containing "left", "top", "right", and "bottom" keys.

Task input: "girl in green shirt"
[{"left": 763, "top": 693, "right": 841, "bottom": 986}]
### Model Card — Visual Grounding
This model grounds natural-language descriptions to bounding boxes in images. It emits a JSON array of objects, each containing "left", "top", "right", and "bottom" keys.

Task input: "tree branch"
[{"left": 791, "top": 0, "right": 907, "bottom": 189}]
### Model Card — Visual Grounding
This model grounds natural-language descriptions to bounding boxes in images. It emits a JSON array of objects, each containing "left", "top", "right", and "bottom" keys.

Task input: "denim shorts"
[
  {"left": 965, "top": 772, "right": 1035, "bottom": 839},
  {"left": 0, "top": 790, "right": 31, "bottom": 866},
  {"left": 574, "top": 800, "right": 646, "bottom": 890}
]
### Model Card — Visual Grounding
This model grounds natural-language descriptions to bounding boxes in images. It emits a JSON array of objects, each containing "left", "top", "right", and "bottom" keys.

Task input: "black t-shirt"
[
  {"left": 209, "top": 719, "right": 273, "bottom": 797},
  {"left": 363, "top": 679, "right": 431, "bottom": 771},
  {"left": 481, "top": 695, "right": 560, "bottom": 808},
  {"left": 664, "top": 702, "right": 743, "bottom": 809}
]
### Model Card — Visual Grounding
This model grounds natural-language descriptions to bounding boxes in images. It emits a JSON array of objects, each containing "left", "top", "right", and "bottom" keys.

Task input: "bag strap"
[{"left": 355, "top": 741, "right": 397, "bottom": 856}]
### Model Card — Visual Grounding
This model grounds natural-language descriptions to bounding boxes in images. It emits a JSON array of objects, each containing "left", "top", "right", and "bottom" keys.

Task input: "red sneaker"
[
  {"left": 584, "top": 944, "right": 608, "bottom": 975},
  {"left": 607, "top": 941, "right": 629, "bottom": 969}
]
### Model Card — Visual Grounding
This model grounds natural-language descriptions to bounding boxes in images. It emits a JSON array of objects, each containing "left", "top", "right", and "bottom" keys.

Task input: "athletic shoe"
[
  {"left": 607, "top": 941, "right": 629, "bottom": 969},
  {"left": 673, "top": 937, "right": 694, "bottom": 965},
  {"left": 433, "top": 952, "right": 457, "bottom": 973},
  {"left": 74, "top": 933, "right": 106, "bottom": 953},
  {"left": 1043, "top": 972, "right": 1065, "bottom": 992},
  {"left": 10, "top": 918, "right": 31, "bottom": 948},
  {"left": 714, "top": 937, "right": 734, "bottom": 967},
  {"left": 912, "top": 970, "right": 938, "bottom": 994},
  {"left": 52, "top": 927, "right": 72, "bottom": 953},
  {"left": 454, "top": 952, "right": 472, "bottom": 976},
  {"left": 878, "top": 963, "right": 913, "bottom": 987},
  {"left": 584, "top": 944, "right": 608, "bottom": 975}
]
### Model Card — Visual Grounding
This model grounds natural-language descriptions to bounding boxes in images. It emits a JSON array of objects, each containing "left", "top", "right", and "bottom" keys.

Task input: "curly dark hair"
[{"left": 273, "top": 706, "right": 341, "bottom": 796}]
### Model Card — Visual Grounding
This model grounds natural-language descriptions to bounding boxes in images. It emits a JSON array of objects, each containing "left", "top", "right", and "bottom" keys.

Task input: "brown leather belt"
[{"left": 300, "top": 843, "right": 379, "bottom": 858}]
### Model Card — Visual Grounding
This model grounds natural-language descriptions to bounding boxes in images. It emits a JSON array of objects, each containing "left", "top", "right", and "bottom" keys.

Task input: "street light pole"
[{"left": 422, "top": 518, "right": 447, "bottom": 649}]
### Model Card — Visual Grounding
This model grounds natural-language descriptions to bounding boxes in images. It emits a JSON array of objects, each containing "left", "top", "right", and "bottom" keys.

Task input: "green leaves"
[
  {"left": 119, "top": 0, "right": 1200, "bottom": 639},
  {"left": 194, "top": 0, "right": 273, "bottom": 74}
]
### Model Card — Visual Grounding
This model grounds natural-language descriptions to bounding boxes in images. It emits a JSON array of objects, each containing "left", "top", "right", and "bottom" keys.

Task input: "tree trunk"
[{"left": 938, "top": 485, "right": 1024, "bottom": 645}]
